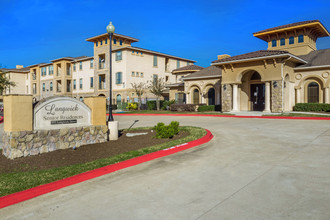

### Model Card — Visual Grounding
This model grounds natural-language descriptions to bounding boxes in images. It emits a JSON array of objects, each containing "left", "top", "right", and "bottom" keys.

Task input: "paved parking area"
[{"left": 1, "top": 116, "right": 330, "bottom": 219}]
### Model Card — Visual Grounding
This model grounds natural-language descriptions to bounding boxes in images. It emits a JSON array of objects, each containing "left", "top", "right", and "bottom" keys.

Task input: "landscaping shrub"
[
  {"left": 126, "top": 102, "right": 138, "bottom": 110},
  {"left": 198, "top": 105, "right": 215, "bottom": 112},
  {"left": 147, "top": 100, "right": 164, "bottom": 110},
  {"left": 293, "top": 103, "right": 330, "bottom": 112},
  {"left": 170, "top": 104, "right": 205, "bottom": 112},
  {"left": 154, "top": 121, "right": 180, "bottom": 138},
  {"left": 162, "top": 100, "right": 176, "bottom": 110}
]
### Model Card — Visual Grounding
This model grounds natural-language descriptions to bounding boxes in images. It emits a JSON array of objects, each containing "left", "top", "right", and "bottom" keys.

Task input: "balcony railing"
[{"left": 99, "top": 62, "right": 105, "bottom": 69}]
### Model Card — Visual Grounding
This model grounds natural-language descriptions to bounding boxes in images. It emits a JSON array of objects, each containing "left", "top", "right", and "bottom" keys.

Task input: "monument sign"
[{"left": 34, "top": 96, "right": 91, "bottom": 130}]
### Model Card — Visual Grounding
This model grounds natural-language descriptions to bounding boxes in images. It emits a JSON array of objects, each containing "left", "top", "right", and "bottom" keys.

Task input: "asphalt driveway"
[{"left": 1, "top": 116, "right": 330, "bottom": 219}]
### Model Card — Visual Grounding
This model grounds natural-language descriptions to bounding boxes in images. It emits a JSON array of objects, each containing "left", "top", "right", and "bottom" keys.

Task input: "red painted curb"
[
  {"left": 112, "top": 113, "right": 330, "bottom": 120},
  {"left": 0, "top": 129, "right": 213, "bottom": 209}
]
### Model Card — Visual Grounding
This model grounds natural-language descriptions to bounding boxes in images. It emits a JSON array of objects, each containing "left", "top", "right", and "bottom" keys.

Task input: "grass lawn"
[
  {"left": 0, "top": 126, "right": 206, "bottom": 197},
  {"left": 114, "top": 110, "right": 233, "bottom": 115}
]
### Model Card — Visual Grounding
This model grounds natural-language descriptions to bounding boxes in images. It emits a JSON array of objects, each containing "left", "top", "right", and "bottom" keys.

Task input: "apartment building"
[
  {"left": 86, "top": 33, "right": 195, "bottom": 103},
  {"left": 2, "top": 32, "right": 195, "bottom": 104},
  {"left": 0, "top": 65, "right": 30, "bottom": 96}
]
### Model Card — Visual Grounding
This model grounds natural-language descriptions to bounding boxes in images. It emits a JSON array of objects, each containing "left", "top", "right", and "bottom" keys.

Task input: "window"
[
  {"left": 49, "top": 65, "right": 54, "bottom": 75},
  {"left": 73, "top": 63, "right": 76, "bottom": 71},
  {"left": 66, "top": 63, "right": 71, "bottom": 75},
  {"left": 289, "top": 36, "right": 294, "bottom": 44},
  {"left": 141, "top": 52, "right": 143, "bottom": 55},
  {"left": 90, "top": 77, "right": 94, "bottom": 88},
  {"left": 56, "top": 80, "right": 62, "bottom": 92},
  {"left": 136, "top": 72, "right": 139, "bottom": 77},
  {"left": 41, "top": 67, "right": 46, "bottom": 76},
  {"left": 33, "top": 83, "right": 36, "bottom": 94},
  {"left": 90, "top": 59, "right": 94, "bottom": 68},
  {"left": 32, "top": 70, "right": 36, "bottom": 80},
  {"left": 140, "top": 72, "right": 143, "bottom": 77},
  {"left": 116, "top": 72, "right": 122, "bottom": 84},
  {"left": 42, "top": 83, "right": 45, "bottom": 92},
  {"left": 153, "top": 55, "right": 158, "bottom": 67},
  {"left": 136, "top": 51, "right": 138, "bottom": 54},
  {"left": 99, "top": 74, "right": 106, "bottom": 89},
  {"left": 50, "top": 82, "right": 53, "bottom": 91},
  {"left": 100, "top": 40, "right": 103, "bottom": 46},
  {"left": 99, "top": 54, "right": 105, "bottom": 69},
  {"left": 272, "top": 40, "right": 277, "bottom": 47},
  {"left": 132, "top": 50, "right": 134, "bottom": 54},
  {"left": 73, "top": 79, "right": 76, "bottom": 90},
  {"left": 187, "top": 62, "right": 190, "bottom": 66},
  {"left": 116, "top": 51, "right": 122, "bottom": 61},
  {"left": 67, "top": 80, "right": 71, "bottom": 92},
  {"left": 308, "top": 82, "right": 319, "bottom": 103},
  {"left": 79, "top": 61, "right": 83, "bottom": 70},
  {"left": 177, "top": 60, "right": 180, "bottom": 68},
  {"left": 120, "top": 40, "right": 123, "bottom": 45},
  {"left": 96, "top": 42, "right": 98, "bottom": 47},
  {"left": 153, "top": 74, "right": 158, "bottom": 85},
  {"left": 105, "top": 39, "right": 107, "bottom": 44},
  {"left": 131, "top": 71, "right": 135, "bottom": 77},
  {"left": 298, "top": 35, "right": 304, "bottom": 43},
  {"left": 132, "top": 93, "right": 134, "bottom": 97},
  {"left": 165, "top": 76, "right": 169, "bottom": 82},
  {"left": 114, "top": 39, "right": 117, "bottom": 44},
  {"left": 79, "top": 78, "right": 83, "bottom": 89},
  {"left": 280, "top": 38, "right": 285, "bottom": 46}
]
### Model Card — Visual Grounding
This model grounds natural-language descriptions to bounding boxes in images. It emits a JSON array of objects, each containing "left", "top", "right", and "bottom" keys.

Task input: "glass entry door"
[{"left": 250, "top": 84, "right": 265, "bottom": 111}]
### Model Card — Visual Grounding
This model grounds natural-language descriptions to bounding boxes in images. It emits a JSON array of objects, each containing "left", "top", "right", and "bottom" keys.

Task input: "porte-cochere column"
[
  {"left": 232, "top": 84, "right": 239, "bottom": 111},
  {"left": 263, "top": 82, "right": 271, "bottom": 112}
]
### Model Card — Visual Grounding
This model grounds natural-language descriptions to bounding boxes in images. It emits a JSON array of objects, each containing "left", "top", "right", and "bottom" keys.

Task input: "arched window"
[
  {"left": 116, "top": 94, "right": 122, "bottom": 104},
  {"left": 308, "top": 82, "right": 319, "bottom": 103},
  {"left": 193, "top": 89, "right": 199, "bottom": 104},
  {"left": 250, "top": 72, "right": 261, "bottom": 80},
  {"left": 208, "top": 88, "right": 215, "bottom": 105},
  {"left": 280, "top": 38, "right": 285, "bottom": 46},
  {"left": 298, "top": 35, "right": 304, "bottom": 43},
  {"left": 289, "top": 36, "right": 294, "bottom": 44}
]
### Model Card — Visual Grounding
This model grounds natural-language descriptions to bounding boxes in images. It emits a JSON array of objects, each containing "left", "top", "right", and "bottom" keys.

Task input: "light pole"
[{"left": 106, "top": 21, "right": 115, "bottom": 122}]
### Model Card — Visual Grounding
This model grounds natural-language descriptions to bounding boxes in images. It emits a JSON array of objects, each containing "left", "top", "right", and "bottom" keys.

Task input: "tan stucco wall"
[
  {"left": 184, "top": 78, "right": 221, "bottom": 105},
  {"left": 4, "top": 95, "right": 33, "bottom": 132},
  {"left": 84, "top": 96, "right": 106, "bottom": 126}
]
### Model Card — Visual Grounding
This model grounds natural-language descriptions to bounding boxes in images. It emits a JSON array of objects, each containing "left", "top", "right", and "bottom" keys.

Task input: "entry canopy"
[{"left": 253, "top": 20, "right": 330, "bottom": 42}]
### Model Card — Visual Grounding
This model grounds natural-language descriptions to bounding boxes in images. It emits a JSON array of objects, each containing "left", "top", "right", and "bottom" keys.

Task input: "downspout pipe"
[{"left": 281, "top": 57, "right": 292, "bottom": 112}]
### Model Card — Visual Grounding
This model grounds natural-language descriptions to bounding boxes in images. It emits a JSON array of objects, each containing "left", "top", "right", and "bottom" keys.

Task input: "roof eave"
[
  {"left": 211, "top": 54, "right": 307, "bottom": 66},
  {"left": 294, "top": 64, "right": 330, "bottom": 71},
  {"left": 183, "top": 75, "right": 221, "bottom": 80}
]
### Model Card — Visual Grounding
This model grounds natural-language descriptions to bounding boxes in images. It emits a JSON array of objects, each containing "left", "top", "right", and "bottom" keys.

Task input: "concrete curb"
[
  {"left": 113, "top": 113, "right": 330, "bottom": 120},
  {"left": 0, "top": 129, "right": 213, "bottom": 209}
]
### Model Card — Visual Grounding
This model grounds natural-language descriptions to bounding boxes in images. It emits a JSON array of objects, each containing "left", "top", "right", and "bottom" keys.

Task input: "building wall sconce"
[
  {"left": 284, "top": 81, "right": 286, "bottom": 88},
  {"left": 223, "top": 84, "right": 227, "bottom": 91}
]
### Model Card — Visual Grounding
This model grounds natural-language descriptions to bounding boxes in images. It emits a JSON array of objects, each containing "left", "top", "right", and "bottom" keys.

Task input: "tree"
[
  {"left": 0, "top": 67, "right": 15, "bottom": 95},
  {"left": 131, "top": 82, "right": 146, "bottom": 110},
  {"left": 148, "top": 77, "right": 165, "bottom": 111}
]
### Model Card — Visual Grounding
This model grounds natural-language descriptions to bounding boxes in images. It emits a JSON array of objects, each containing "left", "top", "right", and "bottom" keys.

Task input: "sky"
[{"left": 1, "top": 0, "right": 330, "bottom": 68}]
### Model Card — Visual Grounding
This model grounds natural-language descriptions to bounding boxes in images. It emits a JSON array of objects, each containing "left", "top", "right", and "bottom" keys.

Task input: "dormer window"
[
  {"left": 96, "top": 42, "right": 98, "bottom": 46},
  {"left": 114, "top": 39, "right": 117, "bottom": 44},
  {"left": 120, "top": 40, "right": 123, "bottom": 45},
  {"left": 105, "top": 39, "right": 107, "bottom": 44},
  {"left": 298, "top": 35, "right": 304, "bottom": 43},
  {"left": 100, "top": 40, "right": 103, "bottom": 45},
  {"left": 272, "top": 40, "right": 277, "bottom": 47},
  {"left": 280, "top": 38, "right": 285, "bottom": 46},
  {"left": 289, "top": 36, "right": 294, "bottom": 44}
]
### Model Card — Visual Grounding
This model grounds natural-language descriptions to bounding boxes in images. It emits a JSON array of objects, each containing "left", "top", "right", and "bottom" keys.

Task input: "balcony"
[{"left": 99, "top": 62, "right": 105, "bottom": 69}]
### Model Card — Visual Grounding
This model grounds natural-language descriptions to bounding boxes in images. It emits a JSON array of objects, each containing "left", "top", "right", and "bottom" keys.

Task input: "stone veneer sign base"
[
  {"left": 2, "top": 125, "right": 108, "bottom": 159},
  {"left": 2, "top": 95, "right": 107, "bottom": 159}
]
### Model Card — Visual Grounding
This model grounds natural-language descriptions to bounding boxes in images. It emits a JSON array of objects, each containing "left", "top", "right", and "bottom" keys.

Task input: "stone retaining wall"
[{"left": 2, "top": 125, "right": 108, "bottom": 159}]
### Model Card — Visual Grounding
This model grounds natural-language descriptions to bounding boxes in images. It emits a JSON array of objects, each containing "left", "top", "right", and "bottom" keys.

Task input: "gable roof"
[
  {"left": 254, "top": 20, "right": 320, "bottom": 35},
  {"left": 184, "top": 66, "right": 221, "bottom": 80},
  {"left": 172, "top": 64, "right": 204, "bottom": 73},
  {"left": 211, "top": 50, "right": 307, "bottom": 65}
]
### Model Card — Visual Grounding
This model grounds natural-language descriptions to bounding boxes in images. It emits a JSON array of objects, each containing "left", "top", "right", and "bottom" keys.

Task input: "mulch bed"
[{"left": 0, "top": 129, "right": 188, "bottom": 173}]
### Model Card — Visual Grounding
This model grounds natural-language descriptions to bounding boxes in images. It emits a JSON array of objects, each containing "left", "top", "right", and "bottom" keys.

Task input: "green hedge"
[
  {"left": 293, "top": 103, "right": 330, "bottom": 112},
  {"left": 170, "top": 104, "right": 206, "bottom": 112},
  {"left": 198, "top": 105, "right": 215, "bottom": 112},
  {"left": 154, "top": 121, "right": 179, "bottom": 138},
  {"left": 146, "top": 100, "right": 165, "bottom": 110}
]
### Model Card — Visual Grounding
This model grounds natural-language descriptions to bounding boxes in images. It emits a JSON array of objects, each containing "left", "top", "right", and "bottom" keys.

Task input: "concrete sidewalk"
[{"left": 1, "top": 116, "right": 330, "bottom": 219}]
